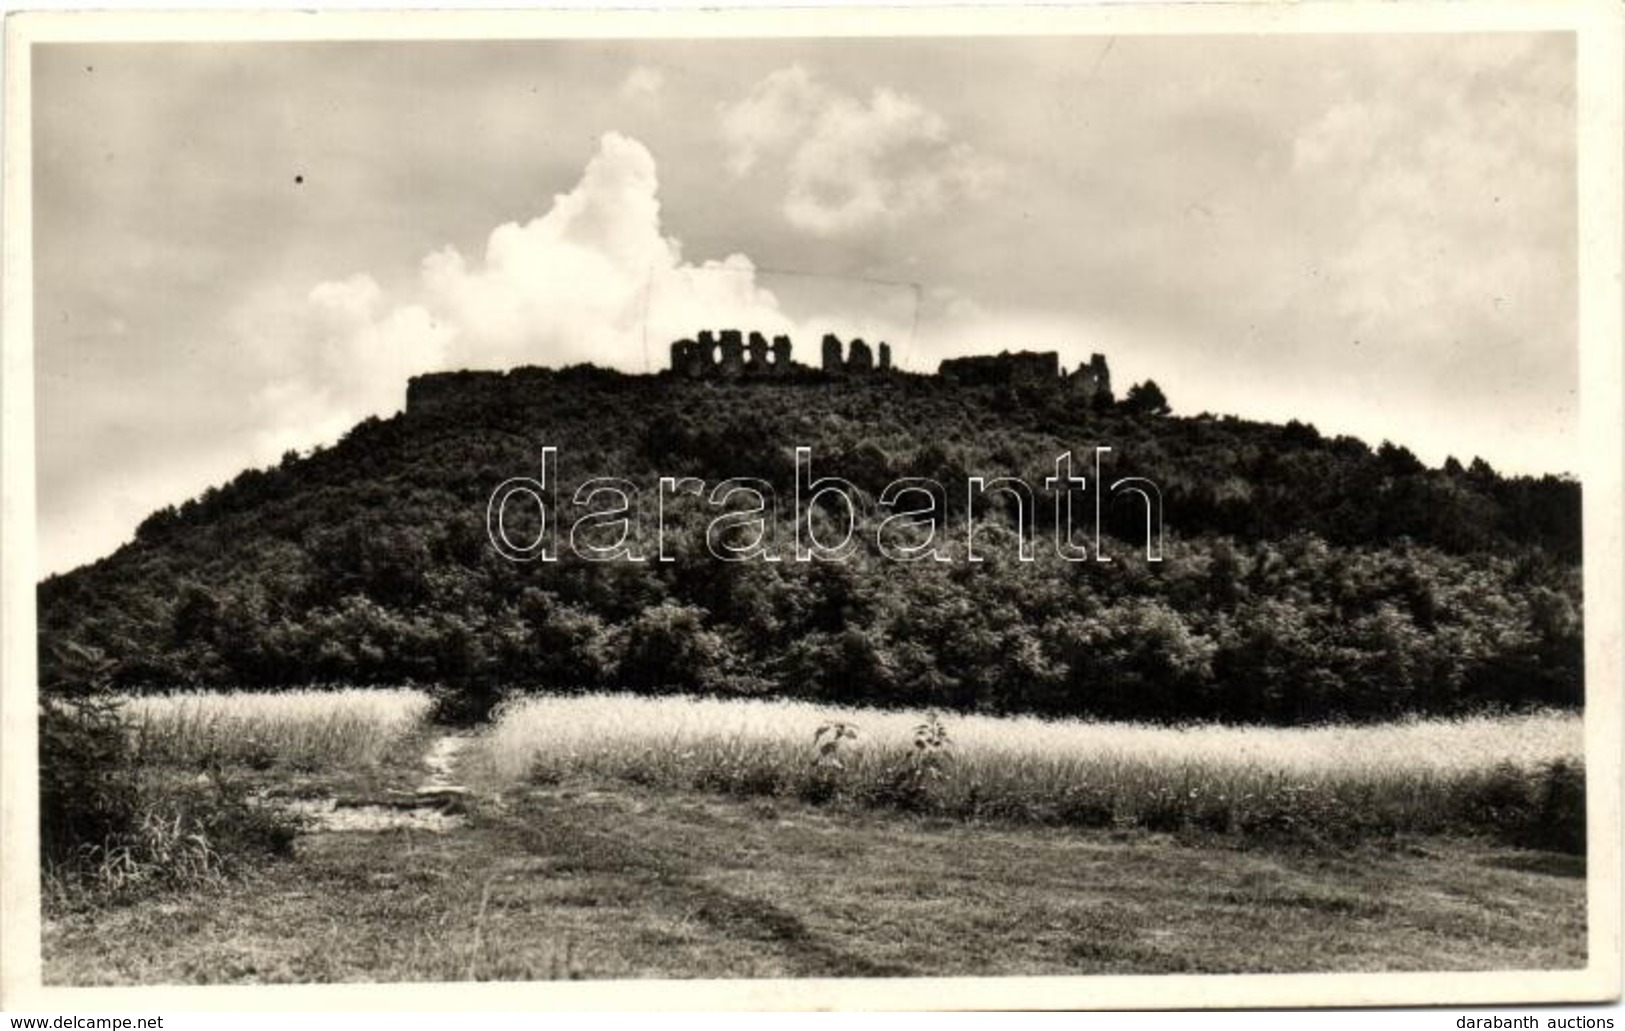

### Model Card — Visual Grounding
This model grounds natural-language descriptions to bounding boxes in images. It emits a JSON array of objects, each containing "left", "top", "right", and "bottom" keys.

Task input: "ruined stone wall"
[
  {"left": 672, "top": 329, "right": 798, "bottom": 379},
  {"left": 672, "top": 331, "right": 894, "bottom": 379},
  {"left": 405, "top": 370, "right": 510, "bottom": 416},
  {"left": 938, "top": 350, "right": 1059, "bottom": 385},
  {"left": 938, "top": 349, "right": 1113, "bottom": 404},
  {"left": 405, "top": 366, "right": 573, "bottom": 417},
  {"left": 671, "top": 332, "right": 1102, "bottom": 395},
  {"left": 819, "top": 334, "right": 892, "bottom": 375}
]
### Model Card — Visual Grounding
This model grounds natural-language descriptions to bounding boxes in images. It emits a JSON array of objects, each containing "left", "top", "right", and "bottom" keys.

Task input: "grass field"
[
  {"left": 40, "top": 689, "right": 1589, "bottom": 982},
  {"left": 44, "top": 781, "right": 1586, "bottom": 983}
]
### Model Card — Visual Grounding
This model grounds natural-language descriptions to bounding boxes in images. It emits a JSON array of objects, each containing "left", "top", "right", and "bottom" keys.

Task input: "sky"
[{"left": 31, "top": 33, "right": 1578, "bottom": 576}]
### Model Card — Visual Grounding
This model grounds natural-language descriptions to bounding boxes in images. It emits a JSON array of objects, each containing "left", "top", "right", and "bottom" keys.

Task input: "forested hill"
[{"left": 39, "top": 365, "right": 1583, "bottom": 723}]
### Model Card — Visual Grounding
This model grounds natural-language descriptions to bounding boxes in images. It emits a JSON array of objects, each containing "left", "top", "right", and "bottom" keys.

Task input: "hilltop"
[{"left": 38, "top": 357, "right": 1582, "bottom": 723}]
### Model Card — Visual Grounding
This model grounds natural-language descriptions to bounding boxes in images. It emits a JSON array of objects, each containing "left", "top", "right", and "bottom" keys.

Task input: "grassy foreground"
[
  {"left": 41, "top": 690, "right": 1588, "bottom": 982},
  {"left": 45, "top": 780, "right": 1586, "bottom": 983}
]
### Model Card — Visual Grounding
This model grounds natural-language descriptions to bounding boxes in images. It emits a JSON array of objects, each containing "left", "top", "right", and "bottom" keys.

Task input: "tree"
[
  {"left": 1377, "top": 440, "right": 1425, "bottom": 476},
  {"left": 619, "top": 602, "right": 733, "bottom": 692},
  {"left": 38, "top": 642, "right": 136, "bottom": 865},
  {"left": 1281, "top": 419, "right": 1322, "bottom": 446},
  {"left": 1122, "top": 380, "right": 1171, "bottom": 415}
]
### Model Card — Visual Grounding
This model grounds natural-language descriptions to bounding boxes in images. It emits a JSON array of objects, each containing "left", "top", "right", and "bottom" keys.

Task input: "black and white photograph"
[{"left": 2, "top": 3, "right": 1620, "bottom": 1012}]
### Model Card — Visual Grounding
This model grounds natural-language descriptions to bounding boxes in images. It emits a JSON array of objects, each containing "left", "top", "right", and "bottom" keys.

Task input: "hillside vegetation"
[{"left": 39, "top": 366, "right": 1583, "bottom": 724}]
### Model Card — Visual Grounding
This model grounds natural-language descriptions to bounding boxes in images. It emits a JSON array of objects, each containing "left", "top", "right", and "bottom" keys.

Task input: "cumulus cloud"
[
  {"left": 719, "top": 65, "right": 1000, "bottom": 236},
  {"left": 240, "top": 132, "right": 794, "bottom": 460},
  {"left": 249, "top": 277, "right": 454, "bottom": 457}
]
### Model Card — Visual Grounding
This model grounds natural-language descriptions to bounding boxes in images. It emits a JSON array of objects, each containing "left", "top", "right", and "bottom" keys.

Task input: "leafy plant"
[
  {"left": 872, "top": 712, "right": 955, "bottom": 813},
  {"left": 800, "top": 720, "right": 860, "bottom": 805},
  {"left": 812, "top": 720, "right": 859, "bottom": 769},
  {"left": 912, "top": 711, "right": 952, "bottom": 766}
]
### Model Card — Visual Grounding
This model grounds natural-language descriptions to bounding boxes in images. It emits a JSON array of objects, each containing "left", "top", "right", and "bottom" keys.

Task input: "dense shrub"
[
  {"left": 39, "top": 646, "right": 300, "bottom": 904},
  {"left": 1460, "top": 759, "right": 1586, "bottom": 855}
]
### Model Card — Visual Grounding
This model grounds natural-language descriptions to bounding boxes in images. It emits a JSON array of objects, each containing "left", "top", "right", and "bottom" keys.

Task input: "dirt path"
[
  {"left": 284, "top": 730, "right": 475, "bottom": 833},
  {"left": 417, "top": 732, "right": 471, "bottom": 803}
]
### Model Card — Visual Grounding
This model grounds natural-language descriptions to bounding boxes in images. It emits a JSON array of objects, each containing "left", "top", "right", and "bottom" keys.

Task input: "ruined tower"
[
  {"left": 1090, "top": 353, "right": 1111, "bottom": 396},
  {"left": 1068, "top": 352, "right": 1112, "bottom": 401}
]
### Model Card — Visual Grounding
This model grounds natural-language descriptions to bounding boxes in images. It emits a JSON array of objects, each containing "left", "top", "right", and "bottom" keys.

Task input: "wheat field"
[
  {"left": 115, "top": 687, "right": 1584, "bottom": 845},
  {"left": 468, "top": 693, "right": 1585, "bottom": 844},
  {"left": 125, "top": 688, "right": 432, "bottom": 770}
]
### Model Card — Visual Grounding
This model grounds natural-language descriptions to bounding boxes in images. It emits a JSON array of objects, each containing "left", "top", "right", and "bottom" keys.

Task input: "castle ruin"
[
  {"left": 667, "top": 330, "right": 1108, "bottom": 402},
  {"left": 405, "top": 332, "right": 1112, "bottom": 419}
]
